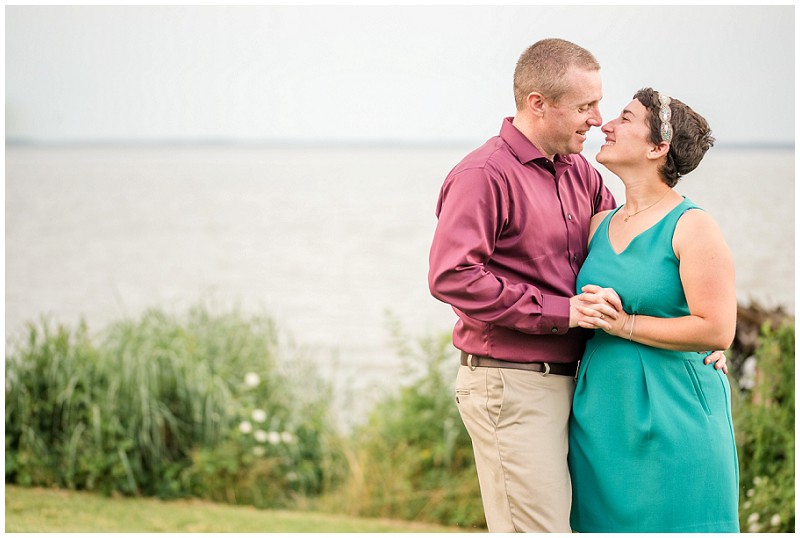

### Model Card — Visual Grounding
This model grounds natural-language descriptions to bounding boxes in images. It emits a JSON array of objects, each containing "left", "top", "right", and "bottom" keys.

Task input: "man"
[{"left": 428, "top": 38, "right": 615, "bottom": 532}]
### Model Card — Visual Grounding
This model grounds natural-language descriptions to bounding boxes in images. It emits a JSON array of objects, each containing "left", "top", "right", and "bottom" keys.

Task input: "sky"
[{"left": 5, "top": 4, "right": 796, "bottom": 147}]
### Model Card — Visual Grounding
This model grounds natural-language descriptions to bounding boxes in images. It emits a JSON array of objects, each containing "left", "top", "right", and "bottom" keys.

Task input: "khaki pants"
[{"left": 455, "top": 364, "right": 575, "bottom": 532}]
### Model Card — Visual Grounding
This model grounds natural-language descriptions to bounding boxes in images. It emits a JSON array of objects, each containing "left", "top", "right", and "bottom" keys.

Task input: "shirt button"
[
  {"left": 551, "top": 327, "right": 558, "bottom": 333},
  {"left": 573, "top": 254, "right": 578, "bottom": 262},
  {"left": 567, "top": 213, "right": 573, "bottom": 220}
]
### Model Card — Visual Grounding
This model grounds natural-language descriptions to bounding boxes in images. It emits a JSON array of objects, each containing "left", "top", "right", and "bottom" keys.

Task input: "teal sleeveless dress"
[{"left": 569, "top": 198, "right": 740, "bottom": 532}]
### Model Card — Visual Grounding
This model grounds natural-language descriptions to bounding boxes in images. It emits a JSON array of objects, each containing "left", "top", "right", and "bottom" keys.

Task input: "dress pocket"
[{"left": 684, "top": 360, "right": 712, "bottom": 416}]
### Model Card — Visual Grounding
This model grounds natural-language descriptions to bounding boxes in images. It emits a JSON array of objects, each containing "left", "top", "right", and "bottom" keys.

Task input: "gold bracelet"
[{"left": 628, "top": 314, "right": 636, "bottom": 341}]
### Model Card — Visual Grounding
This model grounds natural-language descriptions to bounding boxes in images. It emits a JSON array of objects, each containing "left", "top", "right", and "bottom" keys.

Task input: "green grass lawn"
[{"left": 4, "top": 485, "right": 476, "bottom": 533}]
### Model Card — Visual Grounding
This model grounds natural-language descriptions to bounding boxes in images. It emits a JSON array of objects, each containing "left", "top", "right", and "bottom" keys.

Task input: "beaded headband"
[{"left": 658, "top": 93, "right": 674, "bottom": 144}]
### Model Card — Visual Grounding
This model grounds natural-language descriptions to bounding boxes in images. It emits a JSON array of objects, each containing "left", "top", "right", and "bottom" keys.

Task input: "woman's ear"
[{"left": 647, "top": 141, "right": 670, "bottom": 161}]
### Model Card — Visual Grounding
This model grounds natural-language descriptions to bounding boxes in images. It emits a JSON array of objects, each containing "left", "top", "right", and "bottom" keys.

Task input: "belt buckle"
[
  {"left": 467, "top": 354, "right": 477, "bottom": 371},
  {"left": 541, "top": 362, "right": 551, "bottom": 376}
]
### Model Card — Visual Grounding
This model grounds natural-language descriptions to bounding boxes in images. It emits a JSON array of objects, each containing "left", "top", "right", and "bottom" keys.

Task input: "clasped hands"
[
  {"left": 570, "top": 284, "right": 628, "bottom": 336},
  {"left": 569, "top": 284, "right": 729, "bottom": 374}
]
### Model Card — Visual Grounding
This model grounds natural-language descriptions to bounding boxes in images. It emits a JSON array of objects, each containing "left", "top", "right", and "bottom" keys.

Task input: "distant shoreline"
[{"left": 4, "top": 139, "right": 795, "bottom": 151}]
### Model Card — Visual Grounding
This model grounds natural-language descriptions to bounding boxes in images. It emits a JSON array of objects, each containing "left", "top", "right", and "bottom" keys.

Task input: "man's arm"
[{"left": 428, "top": 168, "right": 571, "bottom": 335}]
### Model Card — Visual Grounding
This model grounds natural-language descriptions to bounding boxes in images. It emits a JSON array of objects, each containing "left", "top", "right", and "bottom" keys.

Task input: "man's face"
[{"left": 539, "top": 67, "right": 603, "bottom": 157}]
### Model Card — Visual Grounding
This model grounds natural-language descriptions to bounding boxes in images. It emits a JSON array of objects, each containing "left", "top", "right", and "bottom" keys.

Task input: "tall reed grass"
[{"left": 5, "top": 305, "right": 343, "bottom": 507}]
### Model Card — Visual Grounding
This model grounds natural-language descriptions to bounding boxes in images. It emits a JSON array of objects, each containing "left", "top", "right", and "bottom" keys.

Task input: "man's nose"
[{"left": 588, "top": 106, "right": 602, "bottom": 127}]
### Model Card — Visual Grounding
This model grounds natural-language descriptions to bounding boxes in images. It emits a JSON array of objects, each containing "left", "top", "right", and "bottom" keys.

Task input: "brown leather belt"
[{"left": 460, "top": 351, "right": 578, "bottom": 377}]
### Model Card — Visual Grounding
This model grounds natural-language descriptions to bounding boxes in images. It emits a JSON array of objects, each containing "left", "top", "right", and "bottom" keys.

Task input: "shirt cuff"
[{"left": 540, "top": 294, "right": 571, "bottom": 334}]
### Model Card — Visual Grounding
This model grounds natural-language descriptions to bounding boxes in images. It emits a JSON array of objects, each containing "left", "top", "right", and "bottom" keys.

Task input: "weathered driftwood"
[{"left": 728, "top": 302, "right": 792, "bottom": 382}]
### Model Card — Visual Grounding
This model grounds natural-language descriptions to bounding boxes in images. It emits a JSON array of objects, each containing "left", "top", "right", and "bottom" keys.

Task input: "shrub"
[
  {"left": 5, "top": 305, "right": 343, "bottom": 507},
  {"left": 732, "top": 320, "right": 795, "bottom": 533},
  {"left": 323, "top": 322, "right": 485, "bottom": 529}
]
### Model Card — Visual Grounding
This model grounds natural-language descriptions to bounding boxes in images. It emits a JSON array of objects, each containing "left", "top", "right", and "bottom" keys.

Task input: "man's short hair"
[{"left": 513, "top": 38, "right": 600, "bottom": 110}]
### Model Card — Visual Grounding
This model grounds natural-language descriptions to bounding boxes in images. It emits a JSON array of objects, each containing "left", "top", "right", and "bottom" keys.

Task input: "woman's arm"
[{"left": 576, "top": 209, "right": 736, "bottom": 351}]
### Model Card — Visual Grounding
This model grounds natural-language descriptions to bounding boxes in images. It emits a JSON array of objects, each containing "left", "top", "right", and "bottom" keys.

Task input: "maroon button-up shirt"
[{"left": 429, "top": 117, "right": 616, "bottom": 364}]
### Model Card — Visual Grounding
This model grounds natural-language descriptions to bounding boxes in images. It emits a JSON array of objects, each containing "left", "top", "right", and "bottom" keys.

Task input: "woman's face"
[{"left": 596, "top": 99, "right": 655, "bottom": 168}]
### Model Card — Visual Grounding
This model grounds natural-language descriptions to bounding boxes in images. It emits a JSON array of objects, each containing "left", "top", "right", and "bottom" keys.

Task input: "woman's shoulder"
[
  {"left": 591, "top": 209, "right": 614, "bottom": 226},
  {"left": 673, "top": 202, "right": 728, "bottom": 255},
  {"left": 588, "top": 209, "right": 614, "bottom": 243},
  {"left": 675, "top": 202, "right": 719, "bottom": 231}
]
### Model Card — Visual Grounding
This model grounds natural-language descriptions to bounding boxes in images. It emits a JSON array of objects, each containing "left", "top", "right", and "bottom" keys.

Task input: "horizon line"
[{"left": 5, "top": 138, "right": 795, "bottom": 151}]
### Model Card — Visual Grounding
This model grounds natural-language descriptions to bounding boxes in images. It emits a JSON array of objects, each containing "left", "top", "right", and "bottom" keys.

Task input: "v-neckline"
[{"left": 606, "top": 198, "right": 687, "bottom": 256}]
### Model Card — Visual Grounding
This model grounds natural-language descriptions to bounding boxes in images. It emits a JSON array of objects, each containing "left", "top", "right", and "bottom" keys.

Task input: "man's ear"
[{"left": 527, "top": 92, "right": 547, "bottom": 117}]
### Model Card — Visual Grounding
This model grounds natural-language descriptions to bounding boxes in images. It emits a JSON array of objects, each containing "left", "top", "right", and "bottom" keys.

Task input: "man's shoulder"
[{"left": 449, "top": 136, "right": 512, "bottom": 177}]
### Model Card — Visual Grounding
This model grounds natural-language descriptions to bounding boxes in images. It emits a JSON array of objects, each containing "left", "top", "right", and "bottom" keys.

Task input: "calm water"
[{"left": 5, "top": 144, "right": 794, "bottom": 403}]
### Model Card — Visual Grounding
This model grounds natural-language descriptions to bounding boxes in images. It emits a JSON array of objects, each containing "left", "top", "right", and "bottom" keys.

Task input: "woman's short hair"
[
  {"left": 634, "top": 87, "right": 715, "bottom": 187},
  {"left": 513, "top": 38, "right": 600, "bottom": 109}
]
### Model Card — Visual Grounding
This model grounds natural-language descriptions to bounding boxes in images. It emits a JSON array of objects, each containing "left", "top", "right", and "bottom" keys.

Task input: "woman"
[{"left": 568, "top": 88, "right": 740, "bottom": 532}]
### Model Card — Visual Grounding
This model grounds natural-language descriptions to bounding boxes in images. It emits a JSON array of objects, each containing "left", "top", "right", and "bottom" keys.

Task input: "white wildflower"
[
  {"left": 268, "top": 431, "right": 282, "bottom": 445},
  {"left": 252, "top": 446, "right": 266, "bottom": 457},
  {"left": 747, "top": 513, "right": 760, "bottom": 524},
  {"left": 239, "top": 421, "right": 253, "bottom": 434},
  {"left": 254, "top": 429, "right": 268, "bottom": 443},
  {"left": 753, "top": 475, "right": 764, "bottom": 486},
  {"left": 743, "top": 501, "right": 752, "bottom": 510},
  {"left": 287, "top": 472, "right": 298, "bottom": 481},
  {"left": 747, "top": 488, "right": 755, "bottom": 498},
  {"left": 252, "top": 409, "right": 267, "bottom": 423},
  {"left": 281, "top": 431, "right": 295, "bottom": 444},
  {"left": 770, "top": 514, "right": 781, "bottom": 527},
  {"left": 244, "top": 372, "right": 261, "bottom": 387}
]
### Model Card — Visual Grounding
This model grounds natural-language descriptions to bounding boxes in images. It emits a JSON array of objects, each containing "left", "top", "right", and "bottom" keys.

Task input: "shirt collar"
[{"left": 500, "top": 117, "right": 574, "bottom": 167}]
